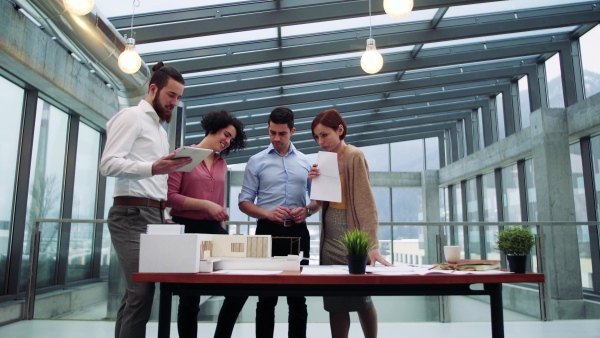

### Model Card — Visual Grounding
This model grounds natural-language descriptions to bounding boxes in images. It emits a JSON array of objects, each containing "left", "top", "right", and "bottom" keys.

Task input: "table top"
[{"left": 133, "top": 270, "right": 544, "bottom": 285}]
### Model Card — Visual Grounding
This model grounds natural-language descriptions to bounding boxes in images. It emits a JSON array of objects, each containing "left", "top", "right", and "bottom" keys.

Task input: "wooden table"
[{"left": 133, "top": 271, "right": 544, "bottom": 338}]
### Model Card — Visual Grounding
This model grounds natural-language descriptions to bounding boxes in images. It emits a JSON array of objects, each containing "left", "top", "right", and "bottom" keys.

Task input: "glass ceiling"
[{"left": 87, "top": 0, "right": 600, "bottom": 164}]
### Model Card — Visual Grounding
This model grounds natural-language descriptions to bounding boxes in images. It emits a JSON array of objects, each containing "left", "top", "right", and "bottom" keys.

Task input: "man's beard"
[{"left": 152, "top": 93, "right": 173, "bottom": 123}]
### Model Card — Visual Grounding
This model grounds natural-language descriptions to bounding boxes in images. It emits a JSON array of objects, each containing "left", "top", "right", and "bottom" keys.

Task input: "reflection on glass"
[
  {"left": 570, "top": 142, "right": 591, "bottom": 288},
  {"left": 361, "top": 144, "right": 390, "bottom": 172},
  {"left": 0, "top": 76, "right": 25, "bottom": 294},
  {"left": 524, "top": 159, "right": 539, "bottom": 272},
  {"left": 466, "top": 179, "right": 480, "bottom": 259},
  {"left": 451, "top": 184, "right": 464, "bottom": 250},
  {"left": 519, "top": 76, "right": 531, "bottom": 129},
  {"left": 68, "top": 123, "right": 100, "bottom": 283},
  {"left": 392, "top": 187, "right": 423, "bottom": 265},
  {"left": 580, "top": 24, "right": 600, "bottom": 99},
  {"left": 21, "top": 99, "right": 68, "bottom": 291},
  {"left": 390, "top": 139, "right": 423, "bottom": 172},
  {"left": 545, "top": 53, "right": 565, "bottom": 108},
  {"left": 101, "top": 176, "right": 115, "bottom": 277},
  {"left": 501, "top": 164, "right": 521, "bottom": 222},
  {"left": 496, "top": 93, "right": 506, "bottom": 140},
  {"left": 425, "top": 137, "right": 439, "bottom": 170},
  {"left": 482, "top": 172, "right": 499, "bottom": 260}
]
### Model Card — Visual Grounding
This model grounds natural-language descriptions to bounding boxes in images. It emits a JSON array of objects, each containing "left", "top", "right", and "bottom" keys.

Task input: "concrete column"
[
  {"left": 530, "top": 107, "right": 584, "bottom": 320},
  {"left": 422, "top": 170, "right": 443, "bottom": 322}
]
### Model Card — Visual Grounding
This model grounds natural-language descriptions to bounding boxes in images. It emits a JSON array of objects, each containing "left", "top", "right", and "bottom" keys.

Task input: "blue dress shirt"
[{"left": 238, "top": 142, "right": 312, "bottom": 210}]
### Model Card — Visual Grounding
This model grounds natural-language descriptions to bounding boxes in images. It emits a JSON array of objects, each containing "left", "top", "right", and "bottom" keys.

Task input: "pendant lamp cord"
[
  {"left": 368, "top": 0, "right": 372, "bottom": 38},
  {"left": 129, "top": 0, "right": 140, "bottom": 39}
]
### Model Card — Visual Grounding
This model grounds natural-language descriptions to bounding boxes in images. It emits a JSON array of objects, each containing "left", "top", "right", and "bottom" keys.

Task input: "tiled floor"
[{"left": 1, "top": 319, "right": 600, "bottom": 338}]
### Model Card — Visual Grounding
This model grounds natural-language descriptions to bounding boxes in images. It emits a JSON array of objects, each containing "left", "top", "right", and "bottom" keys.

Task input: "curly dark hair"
[{"left": 201, "top": 110, "right": 247, "bottom": 156}]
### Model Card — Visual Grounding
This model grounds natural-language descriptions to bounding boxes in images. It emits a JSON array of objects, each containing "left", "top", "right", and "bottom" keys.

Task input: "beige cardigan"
[{"left": 319, "top": 145, "right": 379, "bottom": 257}]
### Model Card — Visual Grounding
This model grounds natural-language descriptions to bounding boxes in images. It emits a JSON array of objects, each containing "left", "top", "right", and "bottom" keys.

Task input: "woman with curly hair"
[{"left": 166, "top": 110, "right": 247, "bottom": 338}]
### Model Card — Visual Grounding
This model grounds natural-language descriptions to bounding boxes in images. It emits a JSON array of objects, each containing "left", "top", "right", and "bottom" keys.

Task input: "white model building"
[{"left": 139, "top": 232, "right": 301, "bottom": 273}]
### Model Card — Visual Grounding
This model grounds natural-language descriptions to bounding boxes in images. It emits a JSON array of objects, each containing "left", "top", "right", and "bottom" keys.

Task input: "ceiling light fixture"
[
  {"left": 118, "top": 0, "right": 142, "bottom": 74},
  {"left": 63, "top": 0, "right": 95, "bottom": 16},
  {"left": 360, "top": 0, "right": 384, "bottom": 74},
  {"left": 383, "top": 0, "right": 414, "bottom": 19}
]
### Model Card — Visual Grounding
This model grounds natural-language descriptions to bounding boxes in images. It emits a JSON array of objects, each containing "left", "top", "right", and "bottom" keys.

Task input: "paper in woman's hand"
[{"left": 309, "top": 151, "right": 341, "bottom": 202}]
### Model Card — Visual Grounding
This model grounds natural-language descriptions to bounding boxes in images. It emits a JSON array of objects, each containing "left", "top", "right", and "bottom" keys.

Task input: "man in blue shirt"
[{"left": 239, "top": 107, "right": 320, "bottom": 338}]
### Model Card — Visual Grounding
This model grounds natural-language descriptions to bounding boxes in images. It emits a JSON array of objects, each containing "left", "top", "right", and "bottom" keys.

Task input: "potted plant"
[
  {"left": 339, "top": 228, "right": 374, "bottom": 274},
  {"left": 495, "top": 225, "right": 535, "bottom": 273}
]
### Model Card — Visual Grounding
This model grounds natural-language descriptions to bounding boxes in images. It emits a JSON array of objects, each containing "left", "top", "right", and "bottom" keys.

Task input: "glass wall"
[
  {"left": 496, "top": 93, "right": 506, "bottom": 140},
  {"left": 425, "top": 137, "right": 440, "bottom": 170},
  {"left": 451, "top": 184, "right": 464, "bottom": 249},
  {"left": 518, "top": 75, "right": 531, "bottom": 129},
  {"left": 374, "top": 187, "right": 391, "bottom": 262},
  {"left": 391, "top": 139, "right": 423, "bottom": 172},
  {"left": 501, "top": 164, "right": 521, "bottom": 222},
  {"left": 545, "top": 53, "right": 565, "bottom": 108},
  {"left": 580, "top": 24, "right": 600, "bottom": 99},
  {"left": 569, "top": 141, "right": 592, "bottom": 288},
  {"left": 362, "top": 144, "right": 389, "bottom": 172},
  {"left": 392, "top": 187, "right": 422, "bottom": 264},
  {"left": 21, "top": 99, "right": 69, "bottom": 290},
  {"left": 0, "top": 76, "right": 25, "bottom": 294},
  {"left": 68, "top": 123, "right": 101, "bottom": 282},
  {"left": 482, "top": 171, "right": 499, "bottom": 260},
  {"left": 524, "top": 159, "right": 537, "bottom": 222},
  {"left": 466, "top": 178, "right": 480, "bottom": 259}
]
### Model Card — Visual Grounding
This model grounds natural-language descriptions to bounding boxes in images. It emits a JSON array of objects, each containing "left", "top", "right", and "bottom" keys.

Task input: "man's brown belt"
[{"left": 113, "top": 196, "right": 166, "bottom": 209}]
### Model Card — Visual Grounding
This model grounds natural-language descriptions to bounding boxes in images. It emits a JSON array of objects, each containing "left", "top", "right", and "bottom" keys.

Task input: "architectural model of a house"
[{"left": 139, "top": 232, "right": 302, "bottom": 273}]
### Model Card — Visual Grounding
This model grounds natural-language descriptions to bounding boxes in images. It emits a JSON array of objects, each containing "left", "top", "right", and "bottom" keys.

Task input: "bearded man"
[{"left": 100, "top": 62, "right": 192, "bottom": 338}]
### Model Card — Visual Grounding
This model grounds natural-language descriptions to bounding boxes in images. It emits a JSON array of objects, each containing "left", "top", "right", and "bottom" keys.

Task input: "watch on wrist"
[{"left": 306, "top": 207, "right": 312, "bottom": 217}]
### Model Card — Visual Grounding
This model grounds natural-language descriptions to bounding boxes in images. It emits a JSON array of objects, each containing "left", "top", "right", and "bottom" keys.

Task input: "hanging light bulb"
[
  {"left": 360, "top": 38, "right": 383, "bottom": 74},
  {"left": 63, "top": 0, "right": 95, "bottom": 16},
  {"left": 383, "top": 0, "right": 414, "bottom": 19},
  {"left": 360, "top": 0, "right": 384, "bottom": 74},
  {"left": 118, "top": 37, "right": 142, "bottom": 74}
]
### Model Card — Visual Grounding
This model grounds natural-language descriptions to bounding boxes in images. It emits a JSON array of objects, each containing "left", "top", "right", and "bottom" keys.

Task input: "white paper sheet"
[{"left": 309, "top": 151, "right": 341, "bottom": 202}]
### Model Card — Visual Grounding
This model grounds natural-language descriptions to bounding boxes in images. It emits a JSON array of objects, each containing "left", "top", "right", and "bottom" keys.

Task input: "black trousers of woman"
[{"left": 173, "top": 216, "right": 248, "bottom": 338}]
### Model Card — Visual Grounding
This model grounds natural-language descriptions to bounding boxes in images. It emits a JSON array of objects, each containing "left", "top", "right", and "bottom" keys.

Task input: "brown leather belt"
[
  {"left": 260, "top": 219, "right": 303, "bottom": 227},
  {"left": 113, "top": 196, "right": 166, "bottom": 209}
]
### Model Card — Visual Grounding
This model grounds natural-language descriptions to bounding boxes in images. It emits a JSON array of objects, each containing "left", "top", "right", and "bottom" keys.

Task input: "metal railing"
[{"left": 24, "top": 218, "right": 108, "bottom": 320}]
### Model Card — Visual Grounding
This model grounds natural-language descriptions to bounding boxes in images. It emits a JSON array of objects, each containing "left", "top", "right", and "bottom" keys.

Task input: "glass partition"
[
  {"left": 482, "top": 171, "right": 499, "bottom": 260},
  {"left": 21, "top": 99, "right": 69, "bottom": 290},
  {"left": 580, "top": 24, "right": 600, "bottom": 99},
  {"left": 392, "top": 187, "right": 423, "bottom": 264},
  {"left": 570, "top": 141, "right": 592, "bottom": 288},
  {"left": 501, "top": 164, "right": 522, "bottom": 222},
  {"left": 0, "top": 76, "right": 25, "bottom": 294},
  {"left": 391, "top": 139, "right": 423, "bottom": 172},
  {"left": 545, "top": 53, "right": 565, "bottom": 108},
  {"left": 466, "top": 178, "right": 480, "bottom": 259},
  {"left": 68, "top": 123, "right": 101, "bottom": 282},
  {"left": 519, "top": 75, "right": 531, "bottom": 129}
]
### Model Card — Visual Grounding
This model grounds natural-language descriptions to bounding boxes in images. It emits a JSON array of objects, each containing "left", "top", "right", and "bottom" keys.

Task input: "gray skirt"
[{"left": 322, "top": 207, "right": 374, "bottom": 313}]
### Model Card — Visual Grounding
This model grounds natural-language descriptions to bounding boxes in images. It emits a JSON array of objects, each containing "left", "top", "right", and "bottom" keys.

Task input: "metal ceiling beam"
[
  {"left": 184, "top": 57, "right": 532, "bottom": 108},
  {"left": 184, "top": 64, "right": 533, "bottom": 115},
  {"left": 142, "top": 3, "right": 600, "bottom": 73},
  {"left": 187, "top": 99, "right": 488, "bottom": 136},
  {"left": 110, "top": 0, "right": 503, "bottom": 43},
  {"left": 182, "top": 35, "right": 565, "bottom": 99}
]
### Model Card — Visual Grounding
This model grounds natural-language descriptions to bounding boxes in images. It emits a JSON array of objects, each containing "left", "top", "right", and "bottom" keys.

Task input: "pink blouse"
[{"left": 166, "top": 154, "right": 227, "bottom": 220}]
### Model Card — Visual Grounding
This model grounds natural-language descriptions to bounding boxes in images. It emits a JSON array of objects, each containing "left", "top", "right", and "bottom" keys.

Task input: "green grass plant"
[{"left": 338, "top": 228, "right": 374, "bottom": 257}]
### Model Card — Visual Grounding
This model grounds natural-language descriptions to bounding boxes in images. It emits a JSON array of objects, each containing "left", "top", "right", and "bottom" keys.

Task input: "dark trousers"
[
  {"left": 108, "top": 205, "right": 163, "bottom": 338},
  {"left": 173, "top": 216, "right": 248, "bottom": 338},
  {"left": 255, "top": 219, "right": 310, "bottom": 338}
]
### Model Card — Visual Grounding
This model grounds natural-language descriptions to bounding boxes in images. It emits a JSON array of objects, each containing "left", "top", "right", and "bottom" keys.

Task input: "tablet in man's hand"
[{"left": 173, "top": 146, "right": 213, "bottom": 172}]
